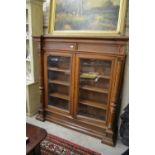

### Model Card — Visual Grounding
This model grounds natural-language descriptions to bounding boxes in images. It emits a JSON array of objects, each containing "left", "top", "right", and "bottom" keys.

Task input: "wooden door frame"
[
  {"left": 74, "top": 53, "right": 116, "bottom": 127},
  {"left": 43, "top": 50, "right": 74, "bottom": 117}
]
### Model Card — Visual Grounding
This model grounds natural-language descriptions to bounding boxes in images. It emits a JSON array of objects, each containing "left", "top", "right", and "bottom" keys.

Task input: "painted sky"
[
  {"left": 56, "top": 0, "right": 121, "bottom": 11},
  {"left": 83, "top": 0, "right": 121, "bottom": 9},
  {"left": 56, "top": 0, "right": 120, "bottom": 6}
]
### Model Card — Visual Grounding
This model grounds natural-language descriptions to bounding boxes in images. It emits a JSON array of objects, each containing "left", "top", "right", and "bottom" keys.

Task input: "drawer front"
[
  {"left": 78, "top": 43, "right": 119, "bottom": 54},
  {"left": 44, "top": 42, "right": 76, "bottom": 51}
]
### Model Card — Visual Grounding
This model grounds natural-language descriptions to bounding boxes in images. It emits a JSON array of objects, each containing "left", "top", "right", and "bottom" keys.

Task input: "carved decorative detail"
[
  {"left": 36, "top": 109, "right": 45, "bottom": 121},
  {"left": 107, "top": 102, "right": 117, "bottom": 129},
  {"left": 119, "top": 45, "right": 126, "bottom": 55},
  {"left": 34, "top": 36, "right": 45, "bottom": 121},
  {"left": 107, "top": 56, "right": 124, "bottom": 132},
  {"left": 117, "top": 56, "right": 125, "bottom": 62}
]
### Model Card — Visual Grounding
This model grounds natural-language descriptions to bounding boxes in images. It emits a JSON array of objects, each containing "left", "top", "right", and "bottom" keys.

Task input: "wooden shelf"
[
  {"left": 49, "top": 80, "right": 69, "bottom": 86},
  {"left": 80, "top": 85, "right": 108, "bottom": 94},
  {"left": 48, "top": 67, "right": 70, "bottom": 74},
  {"left": 50, "top": 92, "right": 69, "bottom": 100},
  {"left": 79, "top": 99, "right": 107, "bottom": 110},
  {"left": 78, "top": 113, "right": 106, "bottom": 122},
  {"left": 100, "top": 75, "right": 111, "bottom": 79}
]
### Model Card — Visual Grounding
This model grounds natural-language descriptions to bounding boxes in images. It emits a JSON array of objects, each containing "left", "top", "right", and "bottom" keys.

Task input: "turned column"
[
  {"left": 33, "top": 36, "right": 45, "bottom": 121},
  {"left": 102, "top": 55, "right": 125, "bottom": 145}
]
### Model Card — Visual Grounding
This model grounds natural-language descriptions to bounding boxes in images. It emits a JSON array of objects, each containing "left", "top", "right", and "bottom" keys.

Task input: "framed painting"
[{"left": 48, "top": 0, "right": 127, "bottom": 36}]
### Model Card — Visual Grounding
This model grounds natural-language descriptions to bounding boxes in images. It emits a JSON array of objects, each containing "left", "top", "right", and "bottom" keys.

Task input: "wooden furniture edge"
[{"left": 33, "top": 35, "right": 129, "bottom": 42}]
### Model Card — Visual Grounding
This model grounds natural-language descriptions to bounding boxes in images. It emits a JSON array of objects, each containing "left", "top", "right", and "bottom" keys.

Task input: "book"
[{"left": 80, "top": 72, "right": 98, "bottom": 79}]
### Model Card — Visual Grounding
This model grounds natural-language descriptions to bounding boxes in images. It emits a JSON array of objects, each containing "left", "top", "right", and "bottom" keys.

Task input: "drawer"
[
  {"left": 78, "top": 43, "right": 119, "bottom": 54},
  {"left": 44, "top": 42, "right": 76, "bottom": 51}
]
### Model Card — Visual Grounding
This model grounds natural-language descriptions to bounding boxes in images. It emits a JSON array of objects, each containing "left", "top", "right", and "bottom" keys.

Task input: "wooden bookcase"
[
  {"left": 33, "top": 35, "right": 128, "bottom": 146},
  {"left": 26, "top": 0, "right": 43, "bottom": 116}
]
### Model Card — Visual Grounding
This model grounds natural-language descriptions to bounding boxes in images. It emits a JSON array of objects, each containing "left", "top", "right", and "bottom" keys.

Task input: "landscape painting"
[{"left": 49, "top": 0, "right": 126, "bottom": 35}]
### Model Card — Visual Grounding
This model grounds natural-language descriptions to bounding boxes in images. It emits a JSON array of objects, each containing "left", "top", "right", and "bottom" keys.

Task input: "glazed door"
[
  {"left": 74, "top": 54, "right": 115, "bottom": 126},
  {"left": 44, "top": 52, "right": 73, "bottom": 116}
]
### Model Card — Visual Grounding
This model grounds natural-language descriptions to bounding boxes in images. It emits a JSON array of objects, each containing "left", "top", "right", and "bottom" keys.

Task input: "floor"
[{"left": 26, "top": 115, "right": 128, "bottom": 155}]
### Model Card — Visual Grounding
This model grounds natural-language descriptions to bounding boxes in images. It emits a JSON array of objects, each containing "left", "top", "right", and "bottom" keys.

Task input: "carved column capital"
[{"left": 117, "top": 56, "right": 125, "bottom": 62}]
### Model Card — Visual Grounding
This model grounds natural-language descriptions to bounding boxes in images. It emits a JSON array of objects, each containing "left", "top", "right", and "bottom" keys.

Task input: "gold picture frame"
[{"left": 48, "top": 0, "right": 127, "bottom": 36}]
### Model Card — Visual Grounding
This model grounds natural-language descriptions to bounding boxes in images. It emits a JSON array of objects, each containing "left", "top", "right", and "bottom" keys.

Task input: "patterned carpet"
[{"left": 40, "top": 134, "right": 101, "bottom": 155}]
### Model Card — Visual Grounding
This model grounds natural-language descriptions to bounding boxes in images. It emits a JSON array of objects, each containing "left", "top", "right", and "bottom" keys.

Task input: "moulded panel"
[
  {"left": 43, "top": 42, "right": 76, "bottom": 51},
  {"left": 78, "top": 43, "right": 119, "bottom": 54}
]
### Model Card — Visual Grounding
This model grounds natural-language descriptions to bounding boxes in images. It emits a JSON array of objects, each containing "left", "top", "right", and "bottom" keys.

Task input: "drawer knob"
[{"left": 69, "top": 45, "right": 74, "bottom": 49}]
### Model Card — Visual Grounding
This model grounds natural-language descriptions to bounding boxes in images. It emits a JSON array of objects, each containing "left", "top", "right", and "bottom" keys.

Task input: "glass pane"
[
  {"left": 26, "top": 41, "right": 30, "bottom": 59},
  {"left": 77, "top": 58, "right": 112, "bottom": 121},
  {"left": 26, "top": 9, "right": 28, "bottom": 23},
  {"left": 48, "top": 56, "right": 70, "bottom": 70},
  {"left": 48, "top": 96, "right": 69, "bottom": 110},
  {"left": 48, "top": 83, "right": 69, "bottom": 97},
  {"left": 80, "top": 59, "right": 112, "bottom": 77},
  {"left": 26, "top": 61, "right": 31, "bottom": 81},
  {"left": 48, "top": 71, "right": 69, "bottom": 84},
  {"left": 80, "top": 78, "right": 110, "bottom": 91},
  {"left": 47, "top": 55, "right": 71, "bottom": 111},
  {"left": 79, "top": 89, "right": 108, "bottom": 104},
  {"left": 78, "top": 104, "right": 106, "bottom": 121}
]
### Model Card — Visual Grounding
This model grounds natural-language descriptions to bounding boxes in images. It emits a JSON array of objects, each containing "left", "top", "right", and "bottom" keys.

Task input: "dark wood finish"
[
  {"left": 33, "top": 35, "right": 128, "bottom": 146},
  {"left": 79, "top": 99, "right": 107, "bottom": 110},
  {"left": 48, "top": 67, "right": 70, "bottom": 74},
  {"left": 26, "top": 123, "right": 47, "bottom": 155},
  {"left": 49, "top": 80, "right": 69, "bottom": 86},
  {"left": 34, "top": 37, "right": 45, "bottom": 121},
  {"left": 80, "top": 85, "right": 109, "bottom": 94},
  {"left": 50, "top": 92, "right": 69, "bottom": 100},
  {"left": 78, "top": 43, "right": 120, "bottom": 54},
  {"left": 43, "top": 41, "right": 77, "bottom": 51}
]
